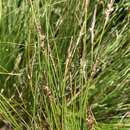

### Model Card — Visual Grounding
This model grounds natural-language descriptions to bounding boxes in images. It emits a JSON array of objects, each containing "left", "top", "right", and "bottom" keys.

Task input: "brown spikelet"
[
  {"left": 86, "top": 106, "right": 94, "bottom": 130},
  {"left": 64, "top": 37, "right": 74, "bottom": 77},
  {"left": 36, "top": 23, "right": 45, "bottom": 49},
  {"left": 42, "top": 85, "right": 54, "bottom": 102},
  {"left": 105, "top": 0, "right": 114, "bottom": 22},
  {"left": 91, "top": 58, "right": 100, "bottom": 78},
  {"left": 29, "top": 0, "right": 45, "bottom": 49}
]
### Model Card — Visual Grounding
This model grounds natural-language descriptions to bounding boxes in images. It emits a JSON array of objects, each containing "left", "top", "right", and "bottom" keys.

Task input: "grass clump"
[{"left": 0, "top": 0, "right": 130, "bottom": 130}]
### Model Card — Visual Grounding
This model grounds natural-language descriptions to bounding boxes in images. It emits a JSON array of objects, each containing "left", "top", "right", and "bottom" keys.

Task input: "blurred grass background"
[{"left": 0, "top": 0, "right": 130, "bottom": 129}]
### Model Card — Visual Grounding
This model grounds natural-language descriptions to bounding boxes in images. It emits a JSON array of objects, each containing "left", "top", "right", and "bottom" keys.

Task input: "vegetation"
[{"left": 0, "top": 0, "right": 130, "bottom": 129}]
